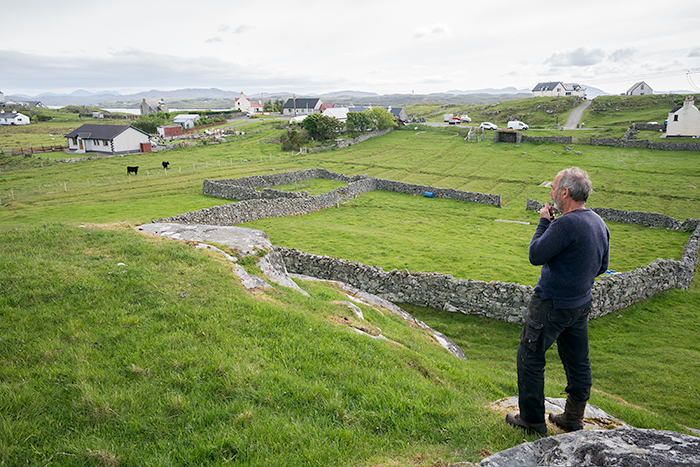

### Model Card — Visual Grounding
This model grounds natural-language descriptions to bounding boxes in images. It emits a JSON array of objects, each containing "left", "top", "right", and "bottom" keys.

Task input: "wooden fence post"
[{"left": 64, "top": 182, "right": 67, "bottom": 192}]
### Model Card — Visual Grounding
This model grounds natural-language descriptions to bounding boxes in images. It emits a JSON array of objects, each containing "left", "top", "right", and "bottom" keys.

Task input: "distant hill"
[{"left": 6, "top": 87, "right": 533, "bottom": 108}]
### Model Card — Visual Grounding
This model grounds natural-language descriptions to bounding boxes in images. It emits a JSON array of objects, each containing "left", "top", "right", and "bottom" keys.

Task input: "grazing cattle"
[
  {"left": 162, "top": 161, "right": 170, "bottom": 169},
  {"left": 127, "top": 166, "right": 139, "bottom": 175}
]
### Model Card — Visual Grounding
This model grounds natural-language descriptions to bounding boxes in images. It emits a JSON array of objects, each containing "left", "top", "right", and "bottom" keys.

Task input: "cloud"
[
  {"left": 412, "top": 23, "right": 452, "bottom": 40},
  {"left": 689, "top": 47, "right": 700, "bottom": 58},
  {"left": 609, "top": 48, "right": 637, "bottom": 63},
  {"left": 217, "top": 24, "right": 252, "bottom": 35},
  {"left": 543, "top": 48, "right": 607, "bottom": 67},
  {"left": 205, "top": 36, "right": 222, "bottom": 43}
]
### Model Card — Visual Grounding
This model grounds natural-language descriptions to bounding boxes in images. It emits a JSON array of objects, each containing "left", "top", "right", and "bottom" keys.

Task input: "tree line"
[{"left": 281, "top": 107, "right": 397, "bottom": 151}]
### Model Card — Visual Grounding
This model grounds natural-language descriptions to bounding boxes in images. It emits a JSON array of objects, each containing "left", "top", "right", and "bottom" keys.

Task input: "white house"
[
  {"left": 140, "top": 98, "right": 169, "bottom": 115},
  {"left": 666, "top": 96, "right": 700, "bottom": 137},
  {"left": 283, "top": 97, "right": 323, "bottom": 116},
  {"left": 64, "top": 124, "right": 151, "bottom": 154},
  {"left": 626, "top": 81, "right": 653, "bottom": 96},
  {"left": 0, "top": 111, "right": 30, "bottom": 125},
  {"left": 173, "top": 114, "right": 200, "bottom": 129},
  {"left": 532, "top": 82, "right": 586, "bottom": 98},
  {"left": 234, "top": 92, "right": 263, "bottom": 115}
]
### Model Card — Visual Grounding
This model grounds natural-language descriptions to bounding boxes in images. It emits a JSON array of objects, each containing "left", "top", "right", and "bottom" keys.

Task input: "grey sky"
[{"left": 3, "top": 0, "right": 700, "bottom": 97}]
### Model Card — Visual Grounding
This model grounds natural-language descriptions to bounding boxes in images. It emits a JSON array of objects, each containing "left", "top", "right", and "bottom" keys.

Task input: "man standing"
[{"left": 506, "top": 167, "right": 610, "bottom": 436}]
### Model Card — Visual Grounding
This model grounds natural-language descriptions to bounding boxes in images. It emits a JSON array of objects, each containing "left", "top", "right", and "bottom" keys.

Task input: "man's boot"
[
  {"left": 505, "top": 413, "right": 547, "bottom": 436},
  {"left": 548, "top": 395, "right": 587, "bottom": 432}
]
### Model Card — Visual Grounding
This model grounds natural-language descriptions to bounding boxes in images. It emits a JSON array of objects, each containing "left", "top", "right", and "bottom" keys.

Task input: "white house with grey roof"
[
  {"left": 64, "top": 124, "right": 151, "bottom": 154},
  {"left": 0, "top": 110, "right": 30, "bottom": 125},
  {"left": 532, "top": 82, "right": 586, "bottom": 98},
  {"left": 626, "top": 81, "right": 653, "bottom": 96},
  {"left": 173, "top": 114, "right": 200, "bottom": 129},
  {"left": 283, "top": 97, "right": 323, "bottom": 116}
]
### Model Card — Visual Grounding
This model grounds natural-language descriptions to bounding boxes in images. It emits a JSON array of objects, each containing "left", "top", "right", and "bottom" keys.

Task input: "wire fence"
[{"left": 0, "top": 145, "right": 68, "bottom": 156}]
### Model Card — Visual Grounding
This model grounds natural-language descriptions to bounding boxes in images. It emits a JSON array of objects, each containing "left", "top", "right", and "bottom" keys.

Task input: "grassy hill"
[
  {"left": 405, "top": 96, "right": 585, "bottom": 128},
  {"left": 1, "top": 119, "right": 699, "bottom": 465}
]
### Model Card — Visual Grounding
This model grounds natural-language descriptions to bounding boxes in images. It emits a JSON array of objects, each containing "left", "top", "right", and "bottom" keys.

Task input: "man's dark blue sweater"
[{"left": 529, "top": 209, "right": 610, "bottom": 309}]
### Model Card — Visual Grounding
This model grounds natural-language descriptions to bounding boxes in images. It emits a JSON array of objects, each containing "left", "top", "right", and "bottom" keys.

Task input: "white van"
[{"left": 507, "top": 120, "right": 529, "bottom": 130}]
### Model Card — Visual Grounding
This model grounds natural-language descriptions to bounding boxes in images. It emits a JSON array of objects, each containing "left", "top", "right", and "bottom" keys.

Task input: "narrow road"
[{"left": 564, "top": 99, "right": 592, "bottom": 129}]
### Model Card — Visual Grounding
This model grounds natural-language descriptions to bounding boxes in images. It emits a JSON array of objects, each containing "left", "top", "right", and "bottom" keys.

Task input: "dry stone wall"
[
  {"left": 280, "top": 218, "right": 700, "bottom": 324},
  {"left": 155, "top": 169, "right": 501, "bottom": 225},
  {"left": 526, "top": 199, "right": 700, "bottom": 232}
]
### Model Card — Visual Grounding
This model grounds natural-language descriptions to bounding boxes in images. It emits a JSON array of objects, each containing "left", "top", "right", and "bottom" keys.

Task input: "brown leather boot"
[
  {"left": 548, "top": 395, "right": 586, "bottom": 432},
  {"left": 505, "top": 413, "right": 547, "bottom": 436}
]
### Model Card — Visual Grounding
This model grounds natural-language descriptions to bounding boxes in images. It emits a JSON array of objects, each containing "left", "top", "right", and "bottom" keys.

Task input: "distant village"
[{"left": 2, "top": 82, "right": 699, "bottom": 157}]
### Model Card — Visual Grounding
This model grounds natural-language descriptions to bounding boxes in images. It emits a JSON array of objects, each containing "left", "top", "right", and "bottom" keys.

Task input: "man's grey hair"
[{"left": 557, "top": 167, "right": 593, "bottom": 202}]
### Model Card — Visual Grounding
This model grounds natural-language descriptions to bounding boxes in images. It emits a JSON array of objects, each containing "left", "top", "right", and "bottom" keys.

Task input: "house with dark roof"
[
  {"left": 626, "top": 81, "right": 653, "bottom": 96},
  {"left": 64, "top": 124, "right": 151, "bottom": 154},
  {"left": 0, "top": 111, "right": 30, "bottom": 125},
  {"left": 532, "top": 82, "right": 586, "bottom": 98},
  {"left": 666, "top": 96, "right": 700, "bottom": 137},
  {"left": 283, "top": 97, "right": 323, "bottom": 116}
]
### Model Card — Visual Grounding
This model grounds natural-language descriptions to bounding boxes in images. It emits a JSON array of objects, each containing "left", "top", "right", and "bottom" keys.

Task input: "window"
[{"left": 674, "top": 115, "right": 679, "bottom": 122}]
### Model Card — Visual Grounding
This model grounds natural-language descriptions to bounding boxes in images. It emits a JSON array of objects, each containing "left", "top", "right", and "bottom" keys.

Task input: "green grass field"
[{"left": 1, "top": 117, "right": 699, "bottom": 466}]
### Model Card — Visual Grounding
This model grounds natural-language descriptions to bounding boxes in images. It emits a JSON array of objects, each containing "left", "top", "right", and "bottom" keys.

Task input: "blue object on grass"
[{"left": 424, "top": 191, "right": 434, "bottom": 198}]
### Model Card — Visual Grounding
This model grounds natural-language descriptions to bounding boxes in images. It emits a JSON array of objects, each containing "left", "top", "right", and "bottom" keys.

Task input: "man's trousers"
[{"left": 517, "top": 292, "right": 593, "bottom": 426}]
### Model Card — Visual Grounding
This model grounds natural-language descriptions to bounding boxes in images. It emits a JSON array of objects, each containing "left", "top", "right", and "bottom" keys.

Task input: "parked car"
[
  {"left": 507, "top": 120, "right": 529, "bottom": 130},
  {"left": 480, "top": 122, "right": 498, "bottom": 130},
  {"left": 460, "top": 114, "right": 472, "bottom": 123},
  {"left": 448, "top": 117, "right": 462, "bottom": 125}
]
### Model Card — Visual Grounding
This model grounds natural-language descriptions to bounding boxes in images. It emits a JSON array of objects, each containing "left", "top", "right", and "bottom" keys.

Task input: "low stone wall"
[
  {"left": 279, "top": 219, "right": 700, "bottom": 324},
  {"left": 521, "top": 135, "right": 573, "bottom": 144},
  {"left": 526, "top": 199, "right": 700, "bottom": 231},
  {"left": 278, "top": 248, "right": 533, "bottom": 323},
  {"left": 591, "top": 137, "right": 700, "bottom": 151},
  {"left": 156, "top": 169, "right": 502, "bottom": 225}
]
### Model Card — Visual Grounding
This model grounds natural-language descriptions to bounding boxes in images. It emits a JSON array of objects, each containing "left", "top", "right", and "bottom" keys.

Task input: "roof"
[
  {"left": 173, "top": 114, "right": 200, "bottom": 122},
  {"left": 533, "top": 82, "right": 561, "bottom": 92},
  {"left": 0, "top": 111, "right": 28, "bottom": 118},
  {"left": 532, "top": 82, "right": 583, "bottom": 92},
  {"left": 627, "top": 81, "right": 650, "bottom": 93},
  {"left": 64, "top": 124, "right": 148, "bottom": 140},
  {"left": 283, "top": 98, "right": 321, "bottom": 109}
]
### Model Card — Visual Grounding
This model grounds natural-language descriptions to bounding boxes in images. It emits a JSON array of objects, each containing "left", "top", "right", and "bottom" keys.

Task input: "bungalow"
[
  {"left": 283, "top": 97, "right": 323, "bottom": 116},
  {"left": 173, "top": 114, "right": 200, "bottom": 129},
  {"left": 666, "top": 96, "right": 700, "bottom": 137},
  {"left": 64, "top": 124, "right": 151, "bottom": 154},
  {"left": 626, "top": 81, "right": 653, "bottom": 96},
  {"left": 140, "top": 98, "right": 169, "bottom": 116},
  {"left": 0, "top": 111, "right": 30, "bottom": 125},
  {"left": 532, "top": 82, "right": 586, "bottom": 98}
]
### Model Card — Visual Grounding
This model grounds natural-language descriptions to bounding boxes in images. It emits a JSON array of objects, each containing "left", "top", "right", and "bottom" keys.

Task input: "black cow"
[
  {"left": 127, "top": 166, "right": 139, "bottom": 175},
  {"left": 162, "top": 161, "right": 170, "bottom": 169}
]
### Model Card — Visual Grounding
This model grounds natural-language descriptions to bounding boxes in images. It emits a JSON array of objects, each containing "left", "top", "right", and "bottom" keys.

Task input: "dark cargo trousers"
[{"left": 517, "top": 292, "right": 593, "bottom": 427}]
